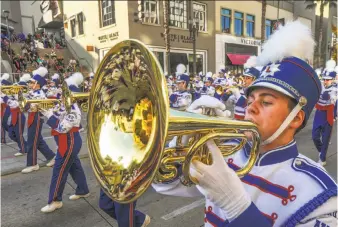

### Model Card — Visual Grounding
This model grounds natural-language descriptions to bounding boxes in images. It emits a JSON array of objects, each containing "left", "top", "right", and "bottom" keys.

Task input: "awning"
[{"left": 227, "top": 53, "right": 251, "bottom": 65}]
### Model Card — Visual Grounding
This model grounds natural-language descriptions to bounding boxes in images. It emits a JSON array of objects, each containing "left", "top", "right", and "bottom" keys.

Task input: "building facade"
[
  {"left": 214, "top": 0, "right": 314, "bottom": 73},
  {"left": 62, "top": 0, "right": 215, "bottom": 75}
]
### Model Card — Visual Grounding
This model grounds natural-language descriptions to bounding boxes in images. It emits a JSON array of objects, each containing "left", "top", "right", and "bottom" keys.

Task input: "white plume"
[
  {"left": 325, "top": 59, "right": 336, "bottom": 71},
  {"left": 315, "top": 68, "right": 322, "bottom": 76},
  {"left": 206, "top": 72, "right": 213, "bottom": 78},
  {"left": 89, "top": 72, "right": 95, "bottom": 77},
  {"left": 66, "top": 72, "right": 84, "bottom": 87},
  {"left": 176, "top": 64, "right": 186, "bottom": 74},
  {"left": 257, "top": 20, "right": 315, "bottom": 66},
  {"left": 244, "top": 56, "right": 257, "bottom": 69},
  {"left": 219, "top": 64, "right": 225, "bottom": 72},
  {"left": 52, "top": 73, "right": 60, "bottom": 80},
  {"left": 32, "top": 67, "right": 48, "bottom": 77},
  {"left": 1, "top": 73, "right": 10, "bottom": 81},
  {"left": 20, "top": 73, "right": 31, "bottom": 82},
  {"left": 335, "top": 66, "right": 338, "bottom": 73}
]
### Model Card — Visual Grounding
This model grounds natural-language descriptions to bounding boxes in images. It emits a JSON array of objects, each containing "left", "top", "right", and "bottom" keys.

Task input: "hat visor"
[
  {"left": 322, "top": 76, "right": 333, "bottom": 80},
  {"left": 247, "top": 82, "right": 295, "bottom": 100},
  {"left": 28, "top": 78, "right": 36, "bottom": 83},
  {"left": 243, "top": 73, "right": 254, "bottom": 78},
  {"left": 176, "top": 80, "right": 184, "bottom": 83}
]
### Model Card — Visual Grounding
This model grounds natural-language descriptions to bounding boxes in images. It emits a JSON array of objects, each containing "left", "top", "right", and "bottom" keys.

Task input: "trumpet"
[
  {"left": 61, "top": 81, "right": 89, "bottom": 112},
  {"left": 86, "top": 39, "right": 261, "bottom": 203},
  {"left": 1, "top": 85, "right": 28, "bottom": 95},
  {"left": 18, "top": 91, "right": 62, "bottom": 112},
  {"left": 215, "top": 84, "right": 239, "bottom": 95}
]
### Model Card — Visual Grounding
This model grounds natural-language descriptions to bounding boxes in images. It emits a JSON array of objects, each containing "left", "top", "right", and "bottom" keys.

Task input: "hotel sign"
[
  {"left": 160, "top": 33, "right": 193, "bottom": 44},
  {"left": 98, "top": 32, "right": 119, "bottom": 43},
  {"left": 241, "top": 38, "right": 261, "bottom": 46}
]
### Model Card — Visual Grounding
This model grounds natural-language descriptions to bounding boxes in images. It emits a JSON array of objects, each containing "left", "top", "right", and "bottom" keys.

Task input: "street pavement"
[{"left": 1, "top": 112, "right": 337, "bottom": 227}]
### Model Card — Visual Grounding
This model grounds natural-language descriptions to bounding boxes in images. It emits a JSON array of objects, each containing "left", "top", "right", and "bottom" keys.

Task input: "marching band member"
[
  {"left": 40, "top": 73, "right": 90, "bottom": 213},
  {"left": 21, "top": 67, "right": 56, "bottom": 174},
  {"left": 46, "top": 74, "right": 61, "bottom": 99},
  {"left": 1, "top": 73, "right": 12, "bottom": 144},
  {"left": 153, "top": 21, "right": 337, "bottom": 227},
  {"left": 312, "top": 60, "right": 337, "bottom": 166},
  {"left": 192, "top": 81, "right": 204, "bottom": 101},
  {"left": 224, "top": 56, "right": 261, "bottom": 120},
  {"left": 99, "top": 189, "right": 151, "bottom": 227},
  {"left": 7, "top": 73, "right": 31, "bottom": 157},
  {"left": 169, "top": 73, "right": 192, "bottom": 111},
  {"left": 202, "top": 76, "right": 215, "bottom": 97}
]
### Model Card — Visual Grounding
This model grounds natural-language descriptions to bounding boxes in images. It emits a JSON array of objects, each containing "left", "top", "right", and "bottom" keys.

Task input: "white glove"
[
  {"left": 187, "top": 95, "right": 226, "bottom": 112},
  {"left": 190, "top": 140, "right": 251, "bottom": 221},
  {"left": 7, "top": 100, "right": 19, "bottom": 108},
  {"left": 228, "top": 87, "right": 241, "bottom": 100},
  {"left": 40, "top": 109, "right": 53, "bottom": 118},
  {"left": 214, "top": 109, "right": 232, "bottom": 118}
]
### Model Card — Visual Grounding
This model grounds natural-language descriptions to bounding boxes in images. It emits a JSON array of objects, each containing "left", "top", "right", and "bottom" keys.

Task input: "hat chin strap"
[{"left": 261, "top": 97, "right": 306, "bottom": 146}]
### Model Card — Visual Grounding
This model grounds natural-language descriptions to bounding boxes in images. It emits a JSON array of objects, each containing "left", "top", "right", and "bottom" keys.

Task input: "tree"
[
  {"left": 261, "top": 0, "right": 267, "bottom": 44},
  {"left": 305, "top": 0, "right": 337, "bottom": 67}
]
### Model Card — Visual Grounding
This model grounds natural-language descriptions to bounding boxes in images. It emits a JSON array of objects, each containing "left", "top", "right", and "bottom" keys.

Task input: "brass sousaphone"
[{"left": 87, "top": 39, "right": 260, "bottom": 204}]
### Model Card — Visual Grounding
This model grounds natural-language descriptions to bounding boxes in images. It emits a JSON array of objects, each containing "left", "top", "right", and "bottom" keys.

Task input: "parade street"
[{"left": 1, "top": 113, "right": 337, "bottom": 227}]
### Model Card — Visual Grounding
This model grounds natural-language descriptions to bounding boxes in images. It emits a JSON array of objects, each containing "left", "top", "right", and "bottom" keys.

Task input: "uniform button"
[{"left": 295, "top": 160, "right": 302, "bottom": 166}]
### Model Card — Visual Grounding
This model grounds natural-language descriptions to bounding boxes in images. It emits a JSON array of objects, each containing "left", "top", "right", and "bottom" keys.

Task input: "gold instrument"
[
  {"left": 18, "top": 91, "right": 61, "bottom": 112},
  {"left": 215, "top": 85, "right": 239, "bottom": 95},
  {"left": 61, "top": 81, "right": 89, "bottom": 112},
  {"left": 87, "top": 39, "right": 260, "bottom": 204},
  {"left": 1, "top": 85, "right": 28, "bottom": 95}
]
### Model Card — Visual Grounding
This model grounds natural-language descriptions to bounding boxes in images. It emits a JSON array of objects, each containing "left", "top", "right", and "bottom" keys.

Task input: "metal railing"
[{"left": 64, "top": 39, "right": 94, "bottom": 73}]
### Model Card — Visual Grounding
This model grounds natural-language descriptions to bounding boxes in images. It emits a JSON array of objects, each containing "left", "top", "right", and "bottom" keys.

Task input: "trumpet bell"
[{"left": 87, "top": 39, "right": 260, "bottom": 204}]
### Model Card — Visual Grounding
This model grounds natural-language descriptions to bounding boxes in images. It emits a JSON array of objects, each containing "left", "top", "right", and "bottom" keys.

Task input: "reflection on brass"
[
  {"left": 61, "top": 81, "right": 89, "bottom": 112},
  {"left": 1, "top": 85, "right": 28, "bottom": 95},
  {"left": 87, "top": 39, "right": 261, "bottom": 204},
  {"left": 18, "top": 91, "right": 61, "bottom": 112}
]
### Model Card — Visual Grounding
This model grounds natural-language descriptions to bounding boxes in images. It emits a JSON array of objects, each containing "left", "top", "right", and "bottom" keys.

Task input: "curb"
[{"left": 1, "top": 153, "right": 89, "bottom": 176}]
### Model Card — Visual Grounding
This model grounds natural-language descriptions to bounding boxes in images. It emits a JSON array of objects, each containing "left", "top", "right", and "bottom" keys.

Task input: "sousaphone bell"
[{"left": 87, "top": 39, "right": 261, "bottom": 204}]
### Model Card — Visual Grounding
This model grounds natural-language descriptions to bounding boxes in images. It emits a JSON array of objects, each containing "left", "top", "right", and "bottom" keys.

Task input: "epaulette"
[{"left": 291, "top": 157, "right": 337, "bottom": 190}]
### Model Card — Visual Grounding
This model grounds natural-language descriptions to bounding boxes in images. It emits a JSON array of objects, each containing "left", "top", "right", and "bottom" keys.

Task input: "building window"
[
  {"left": 100, "top": 0, "right": 116, "bottom": 27},
  {"left": 70, "top": 18, "right": 76, "bottom": 37},
  {"left": 246, "top": 14, "right": 255, "bottom": 37},
  {"left": 266, "top": 19, "right": 272, "bottom": 39},
  {"left": 169, "top": 0, "right": 188, "bottom": 29},
  {"left": 221, "top": 8, "right": 231, "bottom": 33},
  {"left": 142, "top": 0, "right": 159, "bottom": 24},
  {"left": 234, "top": 12, "right": 243, "bottom": 36},
  {"left": 193, "top": 2, "right": 206, "bottom": 32},
  {"left": 77, "top": 13, "right": 84, "bottom": 35}
]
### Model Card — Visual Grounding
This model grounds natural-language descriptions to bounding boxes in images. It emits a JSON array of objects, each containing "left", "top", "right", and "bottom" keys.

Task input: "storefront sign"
[
  {"left": 160, "top": 33, "right": 193, "bottom": 44},
  {"left": 98, "top": 32, "right": 119, "bottom": 43},
  {"left": 241, "top": 38, "right": 261, "bottom": 46}
]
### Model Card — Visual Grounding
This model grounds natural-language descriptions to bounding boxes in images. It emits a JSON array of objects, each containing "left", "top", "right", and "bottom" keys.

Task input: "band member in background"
[
  {"left": 40, "top": 73, "right": 90, "bottom": 213},
  {"left": 153, "top": 21, "right": 337, "bottom": 227},
  {"left": 223, "top": 56, "right": 261, "bottom": 120},
  {"left": 6, "top": 73, "right": 31, "bottom": 157},
  {"left": 312, "top": 60, "right": 337, "bottom": 167},
  {"left": 21, "top": 67, "right": 56, "bottom": 174},
  {"left": 169, "top": 73, "right": 192, "bottom": 111},
  {"left": 99, "top": 189, "right": 151, "bottom": 227},
  {"left": 1, "top": 73, "right": 12, "bottom": 144}
]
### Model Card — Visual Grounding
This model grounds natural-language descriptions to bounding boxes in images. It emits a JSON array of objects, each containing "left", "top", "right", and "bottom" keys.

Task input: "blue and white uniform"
[
  {"left": 153, "top": 140, "right": 337, "bottom": 226},
  {"left": 312, "top": 70, "right": 337, "bottom": 163},
  {"left": 154, "top": 21, "right": 337, "bottom": 227}
]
